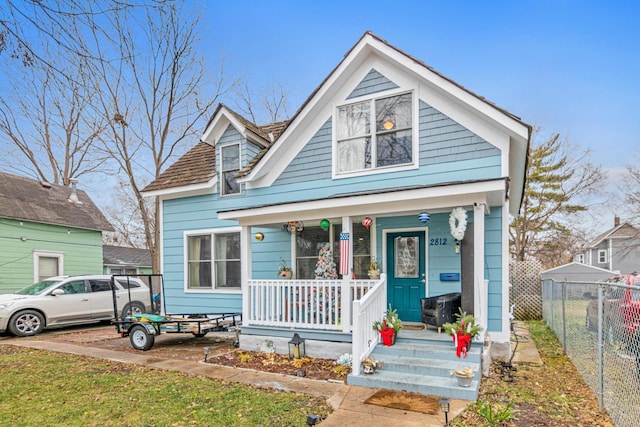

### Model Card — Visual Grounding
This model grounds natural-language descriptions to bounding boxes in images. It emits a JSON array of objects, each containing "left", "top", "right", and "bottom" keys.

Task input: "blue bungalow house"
[{"left": 143, "top": 32, "right": 530, "bottom": 397}]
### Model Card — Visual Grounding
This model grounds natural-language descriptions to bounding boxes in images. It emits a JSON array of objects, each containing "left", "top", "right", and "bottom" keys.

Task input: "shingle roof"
[
  {"left": 0, "top": 171, "right": 113, "bottom": 231},
  {"left": 142, "top": 141, "right": 217, "bottom": 193},
  {"left": 144, "top": 105, "right": 289, "bottom": 193},
  {"left": 587, "top": 222, "right": 639, "bottom": 248},
  {"left": 103, "top": 245, "right": 152, "bottom": 267}
]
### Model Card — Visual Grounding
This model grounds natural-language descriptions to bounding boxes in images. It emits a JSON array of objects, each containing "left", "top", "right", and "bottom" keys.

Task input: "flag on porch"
[{"left": 339, "top": 232, "right": 350, "bottom": 276}]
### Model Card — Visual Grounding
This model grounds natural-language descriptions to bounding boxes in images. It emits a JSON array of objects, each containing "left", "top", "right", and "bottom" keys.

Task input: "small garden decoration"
[
  {"left": 367, "top": 259, "right": 381, "bottom": 279},
  {"left": 372, "top": 304, "right": 402, "bottom": 346},
  {"left": 278, "top": 259, "right": 292, "bottom": 279},
  {"left": 442, "top": 308, "right": 483, "bottom": 358}
]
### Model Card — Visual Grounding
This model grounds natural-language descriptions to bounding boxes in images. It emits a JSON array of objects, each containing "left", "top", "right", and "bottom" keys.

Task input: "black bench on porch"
[{"left": 420, "top": 292, "right": 461, "bottom": 333}]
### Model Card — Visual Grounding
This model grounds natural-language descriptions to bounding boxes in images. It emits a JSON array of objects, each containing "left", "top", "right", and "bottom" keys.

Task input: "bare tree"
[
  {"left": 0, "top": 33, "right": 107, "bottom": 184},
  {"left": 86, "top": 2, "right": 237, "bottom": 271},
  {"left": 234, "top": 81, "right": 291, "bottom": 124},
  {"left": 510, "top": 130, "right": 604, "bottom": 264}
]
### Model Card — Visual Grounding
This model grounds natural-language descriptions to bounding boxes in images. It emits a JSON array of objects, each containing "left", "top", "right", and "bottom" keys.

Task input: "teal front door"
[{"left": 386, "top": 231, "right": 426, "bottom": 322}]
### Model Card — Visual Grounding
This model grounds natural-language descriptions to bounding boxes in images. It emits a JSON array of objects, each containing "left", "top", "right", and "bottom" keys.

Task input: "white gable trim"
[
  {"left": 142, "top": 178, "right": 217, "bottom": 199},
  {"left": 201, "top": 107, "right": 269, "bottom": 148}
]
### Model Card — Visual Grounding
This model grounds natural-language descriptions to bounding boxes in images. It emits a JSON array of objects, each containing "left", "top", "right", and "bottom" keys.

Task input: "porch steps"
[{"left": 347, "top": 334, "right": 481, "bottom": 401}]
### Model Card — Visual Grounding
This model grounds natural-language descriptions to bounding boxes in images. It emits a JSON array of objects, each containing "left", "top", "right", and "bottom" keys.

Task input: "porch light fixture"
[
  {"left": 288, "top": 333, "right": 306, "bottom": 360},
  {"left": 440, "top": 397, "right": 451, "bottom": 426},
  {"left": 418, "top": 211, "right": 430, "bottom": 224},
  {"left": 203, "top": 346, "right": 211, "bottom": 362},
  {"left": 255, "top": 232, "right": 264, "bottom": 241}
]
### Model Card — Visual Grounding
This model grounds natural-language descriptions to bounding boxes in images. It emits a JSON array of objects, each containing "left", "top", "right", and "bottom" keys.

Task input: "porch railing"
[
  {"left": 352, "top": 274, "right": 387, "bottom": 375},
  {"left": 245, "top": 278, "right": 376, "bottom": 331}
]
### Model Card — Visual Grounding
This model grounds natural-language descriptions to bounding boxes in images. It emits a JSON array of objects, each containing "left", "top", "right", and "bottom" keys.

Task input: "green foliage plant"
[
  {"left": 442, "top": 307, "right": 483, "bottom": 339},
  {"left": 476, "top": 398, "right": 516, "bottom": 425},
  {"left": 372, "top": 304, "right": 402, "bottom": 333}
]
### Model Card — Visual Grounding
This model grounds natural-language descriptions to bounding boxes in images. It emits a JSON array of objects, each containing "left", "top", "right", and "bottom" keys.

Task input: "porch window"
[
  {"left": 295, "top": 222, "right": 371, "bottom": 279},
  {"left": 221, "top": 143, "right": 240, "bottom": 195},
  {"left": 187, "top": 231, "right": 241, "bottom": 290},
  {"left": 336, "top": 92, "right": 412, "bottom": 174}
]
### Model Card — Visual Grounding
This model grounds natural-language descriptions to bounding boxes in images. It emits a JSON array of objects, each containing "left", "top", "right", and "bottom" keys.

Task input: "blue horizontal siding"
[{"left": 347, "top": 68, "right": 399, "bottom": 99}]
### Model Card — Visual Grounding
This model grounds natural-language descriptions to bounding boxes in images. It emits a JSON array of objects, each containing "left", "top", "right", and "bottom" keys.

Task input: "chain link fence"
[{"left": 542, "top": 278, "right": 640, "bottom": 427}]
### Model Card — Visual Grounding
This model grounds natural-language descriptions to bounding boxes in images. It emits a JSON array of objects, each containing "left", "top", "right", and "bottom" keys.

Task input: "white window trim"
[
  {"left": 220, "top": 142, "right": 241, "bottom": 196},
  {"left": 332, "top": 89, "right": 419, "bottom": 179},
  {"left": 33, "top": 250, "right": 64, "bottom": 283},
  {"left": 184, "top": 227, "right": 242, "bottom": 294},
  {"left": 598, "top": 249, "right": 607, "bottom": 263}
]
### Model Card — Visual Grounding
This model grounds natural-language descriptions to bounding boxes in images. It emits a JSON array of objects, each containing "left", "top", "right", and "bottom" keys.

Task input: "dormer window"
[
  {"left": 221, "top": 144, "right": 240, "bottom": 195},
  {"left": 336, "top": 92, "right": 413, "bottom": 174}
]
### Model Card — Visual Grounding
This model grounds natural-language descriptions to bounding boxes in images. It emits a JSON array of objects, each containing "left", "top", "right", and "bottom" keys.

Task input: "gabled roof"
[
  {"left": 143, "top": 104, "right": 288, "bottom": 194},
  {"left": 144, "top": 31, "right": 531, "bottom": 208},
  {"left": 103, "top": 245, "right": 151, "bottom": 267},
  {"left": 0, "top": 171, "right": 113, "bottom": 231},
  {"left": 587, "top": 222, "right": 639, "bottom": 248}
]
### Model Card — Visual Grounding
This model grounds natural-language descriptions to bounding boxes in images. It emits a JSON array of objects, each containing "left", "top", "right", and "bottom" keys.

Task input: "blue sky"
[{"left": 202, "top": 0, "right": 639, "bottom": 174}]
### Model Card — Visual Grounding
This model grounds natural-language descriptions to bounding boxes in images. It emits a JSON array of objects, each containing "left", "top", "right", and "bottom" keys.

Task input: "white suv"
[{"left": 0, "top": 275, "right": 151, "bottom": 336}]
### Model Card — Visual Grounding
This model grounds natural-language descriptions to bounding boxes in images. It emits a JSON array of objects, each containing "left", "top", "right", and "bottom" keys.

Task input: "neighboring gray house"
[
  {"left": 573, "top": 216, "right": 640, "bottom": 274},
  {"left": 541, "top": 262, "right": 615, "bottom": 283},
  {"left": 103, "top": 245, "right": 152, "bottom": 276}
]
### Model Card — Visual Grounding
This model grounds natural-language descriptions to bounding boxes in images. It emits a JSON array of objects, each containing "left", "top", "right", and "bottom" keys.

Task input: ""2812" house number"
[{"left": 429, "top": 237, "right": 448, "bottom": 246}]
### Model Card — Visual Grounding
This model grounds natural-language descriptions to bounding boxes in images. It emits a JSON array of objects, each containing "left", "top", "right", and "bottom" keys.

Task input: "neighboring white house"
[{"left": 143, "top": 32, "right": 531, "bottom": 362}]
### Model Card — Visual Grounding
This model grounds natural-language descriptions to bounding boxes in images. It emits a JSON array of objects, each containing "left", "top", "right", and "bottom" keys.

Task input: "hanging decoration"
[
  {"left": 286, "top": 221, "right": 304, "bottom": 233},
  {"left": 254, "top": 232, "right": 264, "bottom": 241},
  {"left": 339, "top": 232, "right": 350, "bottom": 276},
  {"left": 449, "top": 207, "right": 468, "bottom": 242},
  {"left": 361, "top": 216, "right": 373, "bottom": 230},
  {"left": 319, "top": 219, "right": 331, "bottom": 230},
  {"left": 418, "top": 211, "right": 430, "bottom": 225}
]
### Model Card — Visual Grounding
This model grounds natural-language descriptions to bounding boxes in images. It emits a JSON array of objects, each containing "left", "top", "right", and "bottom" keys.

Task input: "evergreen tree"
[
  {"left": 314, "top": 244, "right": 338, "bottom": 279},
  {"left": 510, "top": 131, "right": 603, "bottom": 265}
]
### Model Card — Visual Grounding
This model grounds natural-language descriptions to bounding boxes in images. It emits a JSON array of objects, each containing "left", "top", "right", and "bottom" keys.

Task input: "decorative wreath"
[{"left": 449, "top": 207, "right": 468, "bottom": 241}]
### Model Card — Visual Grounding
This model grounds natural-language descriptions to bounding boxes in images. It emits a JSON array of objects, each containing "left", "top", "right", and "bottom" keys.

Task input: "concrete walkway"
[{"left": 1, "top": 325, "right": 542, "bottom": 426}]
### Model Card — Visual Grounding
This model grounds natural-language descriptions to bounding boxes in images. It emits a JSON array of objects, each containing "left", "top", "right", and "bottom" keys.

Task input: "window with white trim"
[
  {"left": 598, "top": 249, "right": 607, "bottom": 263},
  {"left": 221, "top": 144, "right": 240, "bottom": 195},
  {"left": 576, "top": 254, "right": 584, "bottom": 263},
  {"left": 33, "top": 251, "right": 64, "bottom": 282},
  {"left": 336, "top": 92, "right": 412, "bottom": 174},
  {"left": 187, "top": 231, "right": 240, "bottom": 290}
]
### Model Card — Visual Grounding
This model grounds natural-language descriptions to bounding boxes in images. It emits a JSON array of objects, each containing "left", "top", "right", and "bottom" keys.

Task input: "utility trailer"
[{"left": 110, "top": 274, "right": 241, "bottom": 351}]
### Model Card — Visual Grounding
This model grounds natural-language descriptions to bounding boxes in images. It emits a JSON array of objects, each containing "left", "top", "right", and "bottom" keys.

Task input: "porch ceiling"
[{"left": 218, "top": 177, "right": 507, "bottom": 226}]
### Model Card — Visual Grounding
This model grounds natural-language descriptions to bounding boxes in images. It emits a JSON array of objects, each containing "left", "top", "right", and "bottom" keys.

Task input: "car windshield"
[{"left": 15, "top": 280, "right": 61, "bottom": 295}]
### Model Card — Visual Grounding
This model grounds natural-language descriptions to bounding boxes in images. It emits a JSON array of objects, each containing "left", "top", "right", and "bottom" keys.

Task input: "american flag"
[{"left": 339, "top": 232, "right": 350, "bottom": 276}]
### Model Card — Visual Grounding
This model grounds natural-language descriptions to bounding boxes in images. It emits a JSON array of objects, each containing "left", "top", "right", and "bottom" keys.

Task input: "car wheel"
[
  {"left": 585, "top": 313, "right": 592, "bottom": 331},
  {"left": 122, "top": 302, "right": 146, "bottom": 318},
  {"left": 129, "top": 325, "right": 154, "bottom": 351},
  {"left": 8, "top": 310, "right": 45, "bottom": 336}
]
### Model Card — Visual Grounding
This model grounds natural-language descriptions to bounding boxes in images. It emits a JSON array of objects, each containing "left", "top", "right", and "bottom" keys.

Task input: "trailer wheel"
[{"left": 129, "top": 325, "right": 154, "bottom": 351}]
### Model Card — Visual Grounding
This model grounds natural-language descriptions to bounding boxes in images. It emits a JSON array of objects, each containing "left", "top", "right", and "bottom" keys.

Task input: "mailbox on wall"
[{"left": 440, "top": 273, "right": 460, "bottom": 281}]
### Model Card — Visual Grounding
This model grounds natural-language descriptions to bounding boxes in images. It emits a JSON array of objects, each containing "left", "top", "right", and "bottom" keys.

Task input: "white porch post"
[
  {"left": 473, "top": 204, "right": 487, "bottom": 341},
  {"left": 241, "top": 225, "right": 252, "bottom": 322},
  {"left": 341, "top": 216, "right": 352, "bottom": 332}
]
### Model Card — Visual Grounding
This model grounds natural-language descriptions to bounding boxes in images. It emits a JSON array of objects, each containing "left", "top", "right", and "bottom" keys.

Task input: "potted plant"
[
  {"left": 442, "top": 308, "right": 483, "bottom": 358},
  {"left": 372, "top": 304, "right": 402, "bottom": 346},
  {"left": 278, "top": 259, "right": 292, "bottom": 280},
  {"left": 367, "top": 259, "right": 381, "bottom": 279}
]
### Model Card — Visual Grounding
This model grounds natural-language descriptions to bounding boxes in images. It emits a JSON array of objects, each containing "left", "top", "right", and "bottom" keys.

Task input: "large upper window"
[
  {"left": 221, "top": 144, "right": 240, "bottom": 195},
  {"left": 187, "top": 231, "right": 240, "bottom": 290},
  {"left": 337, "top": 92, "right": 412, "bottom": 174}
]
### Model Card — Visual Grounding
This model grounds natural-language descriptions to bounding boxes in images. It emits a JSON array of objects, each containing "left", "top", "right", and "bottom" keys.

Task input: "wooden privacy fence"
[{"left": 509, "top": 259, "right": 542, "bottom": 320}]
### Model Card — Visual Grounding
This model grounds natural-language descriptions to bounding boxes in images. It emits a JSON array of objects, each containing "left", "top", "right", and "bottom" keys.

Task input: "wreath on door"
[{"left": 449, "top": 207, "right": 468, "bottom": 241}]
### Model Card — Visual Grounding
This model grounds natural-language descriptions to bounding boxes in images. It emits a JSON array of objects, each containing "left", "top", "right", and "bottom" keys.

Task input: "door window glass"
[{"left": 394, "top": 236, "right": 418, "bottom": 278}]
